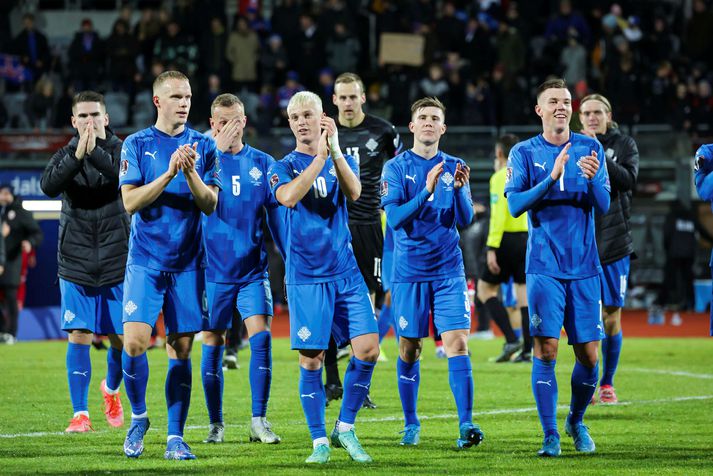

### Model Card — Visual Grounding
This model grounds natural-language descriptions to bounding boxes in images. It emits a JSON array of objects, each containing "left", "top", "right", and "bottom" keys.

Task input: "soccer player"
[
  {"left": 323, "top": 72, "right": 402, "bottom": 407},
  {"left": 477, "top": 134, "right": 530, "bottom": 363},
  {"left": 505, "top": 78, "right": 610, "bottom": 457},
  {"left": 693, "top": 143, "right": 713, "bottom": 337},
  {"left": 381, "top": 97, "right": 483, "bottom": 449},
  {"left": 579, "top": 94, "right": 639, "bottom": 404},
  {"left": 200, "top": 93, "right": 282, "bottom": 444},
  {"left": 269, "top": 91, "right": 380, "bottom": 464},
  {"left": 40, "top": 91, "right": 128, "bottom": 432},
  {"left": 119, "top": 71, "right": 222, "bottom": 460}
]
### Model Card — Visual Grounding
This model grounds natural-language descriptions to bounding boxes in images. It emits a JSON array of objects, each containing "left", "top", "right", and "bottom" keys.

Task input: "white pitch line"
[
  {"left": 626, "top": 368, "right": 713, "bottom": 380},
  {"left": 2, "top": 394, "right": 711, "bottom": 440}
]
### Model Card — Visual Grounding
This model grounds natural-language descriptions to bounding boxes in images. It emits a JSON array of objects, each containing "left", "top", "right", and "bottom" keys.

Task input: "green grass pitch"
[{"left": 1, "top": 337, "right": 711, "bottom": 474}]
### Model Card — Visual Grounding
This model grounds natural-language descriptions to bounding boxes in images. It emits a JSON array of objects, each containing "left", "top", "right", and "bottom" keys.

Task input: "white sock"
[
  {"left": 73, "top": 411, "right": 89, "bottom": 418},
  {"left": 252, "top": 416, "right": 263, "bottom": 426},
  {"left": 336, "top": 420, "right": 354, "bottom": 433},
  {"left": 131, "top": 412, "right": 148, "bottom": 419},
  {"left": 104, "top": 386, "right": 119, "bottom": 395},
  {"left": 167, "top": 435, "right": 183, "bottom": 443},
  {"left": 313, "top": 437, "right": 329, "bottom": 448}
]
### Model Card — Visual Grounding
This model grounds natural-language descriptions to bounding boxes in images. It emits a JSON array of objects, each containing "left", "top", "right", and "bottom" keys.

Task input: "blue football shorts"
[
  {"left": 599, "top": 255, "right": 630, "bottom": 308},
  {"left": 60, "top": 279, "right": 123, "bottom": 335},
  {"left": 204, "top": 278, "right": 273, "bottom": 331},
  {"left": 391, "top": 277, "right": 470, "bottom": 339},
  {"left": 286, "top": 273, "right": 377, "bottom": 350},
  {"left": 122, "top": 264, "right": 207, "bottom": 335},
  {"left": 527, "top": 273, "right": 604, "bottom": 345}
]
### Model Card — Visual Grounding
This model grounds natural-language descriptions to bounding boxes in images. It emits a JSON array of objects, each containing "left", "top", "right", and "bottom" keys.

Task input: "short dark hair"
[
  {"left": 496, "top": 133, "right": 520, "bottom": 157},
  {"left": 211, "top": 93, "right": 244, "bottom": 116},
  {"left": 410, "top": 97, "right": 446, "bottom": 118},
  {"left": 72, "top": 91, "right": 105, "bottom": 112},
  {"left": 536, "top": 78, "right": 568, "bottom": 100},
  {"left": 334, "top": 72, "right": 365, "bottom": 95}
]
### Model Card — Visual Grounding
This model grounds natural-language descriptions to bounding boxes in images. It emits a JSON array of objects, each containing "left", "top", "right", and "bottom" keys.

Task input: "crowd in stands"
[{"left": 1, "top": 0, "right": 712, "bottom": 134}]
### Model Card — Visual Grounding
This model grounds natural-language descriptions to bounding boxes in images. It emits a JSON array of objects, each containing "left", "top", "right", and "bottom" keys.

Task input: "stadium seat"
[
  {"left": 104, "top": 91, "right": 129, "bottom": 128},
  {"left": 3, "top": 92, "right": 30, "bottom": 129}
]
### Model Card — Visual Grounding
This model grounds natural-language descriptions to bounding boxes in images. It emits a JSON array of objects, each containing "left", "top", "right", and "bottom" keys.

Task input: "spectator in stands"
[
  {"left": 134, "top": 8, "right": 163, "bottom": 70},
  {"left": 418, "top": 63, "right": 449, "bottom": 105},
  {"left": 68, "top": 19, "right": 104, "bottom": 91},
  {"left": 435, "top": 2, "right": 465, "bottom": 53},
  {"left": 153, "top": 20, "right": 198, "bottom": 77},
  {"left": 105, "top": 19, "right": 139, "bottom": 93},
  {"left": 11, "top": 13, "right": 50, "bottom": 88},
  {"left": 200, "top": 17, "right": 228, "bottom": 80},
  {"left": 0, "top": 185, "right": 43, "bottom": 345},
  {"left": 560, "top": 32, "right": 587, "bottom": 86},
  {"left": 276, "top": 71, "right": 304, "bottom": 125},
  {"left": 291, "top": 14, "right": 324, "bottom": 91},
  {"left": 544, "top": 0, "right": 590, "bottom": 47},
  {"left": 25, "top": 75, "right": 56, "bottom": 130},
  {"left": 461, "top": 16, "right": 496, "bottom": 80},
  {"left": 325, "top": 22, "right": 360, "bottom": 76},
  {"left": 260, "top": 34, "right": 288, "bottom": 88},
  {"left": 496, "top": 21, "right": 526, "bottom": 79},
  {"left": 226, "top": 16, "right": 260, "bottom": 93},
  {"left": 271, "top": 0, "right": 301, "bottom": 41},
  {"left": 684, "top": 0, "right": 713, "bottom": 68}
]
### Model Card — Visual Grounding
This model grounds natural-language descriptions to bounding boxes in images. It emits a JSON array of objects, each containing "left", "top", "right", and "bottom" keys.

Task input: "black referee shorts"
[
  {"left": 479, "top": 232, "right": 527, "bottom": 285},
  {"left": 349, "top": 222, "right": 384, "bottom": 293}
]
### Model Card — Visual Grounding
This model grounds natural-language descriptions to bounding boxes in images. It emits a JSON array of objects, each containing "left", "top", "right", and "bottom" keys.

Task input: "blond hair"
[
  {"left": 580, "top": 93, "right": 618, "bottom": 129},
  {"left": 286, "top": 91, "right": 322, "bottom": 116},
  {"left": 334, "top": 72, "right": 365, "bottom": 95}
]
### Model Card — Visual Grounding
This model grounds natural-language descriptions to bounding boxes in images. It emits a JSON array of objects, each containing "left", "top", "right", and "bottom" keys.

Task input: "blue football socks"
[
  {"left": 166, "top": 358, "right": 192, "bottom": 438},
  {"left": 339, "top": 357, "right": 376, "bottom": 425},
  {"left": 122, "top": 350, "right": 149, "bottom": 416},
  {"left": 201, "top": 344, "right": 224, "bottom": 424},
  {"left": 67, "top": 343, "right": 91, "bottom": 414},
  {"left": 532, "top": 357, "right": 558, "bottom": 435},
  {"left": 601, "top": 331, "right": 622, "bottom": 387},
  {"left": 249, "top": 331, "right": 272, "bottom": 418},
  {"left": 448, "top": 355, "right": 474, "bottom": 425},
  {"left": 299, "top": 367, "right": 327, "bottom": 441},
  {"left": 397, "top": 357, "right": 420, "bottom": 427}
]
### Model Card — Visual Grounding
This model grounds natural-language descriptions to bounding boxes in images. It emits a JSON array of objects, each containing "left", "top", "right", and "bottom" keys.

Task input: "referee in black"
[{"left": 324, "top": 72, "right": 402, "bottom": 408}]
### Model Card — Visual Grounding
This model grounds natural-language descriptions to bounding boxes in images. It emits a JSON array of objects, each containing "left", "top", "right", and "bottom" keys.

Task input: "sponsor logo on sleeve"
[
  {"left": 270, "top": 173, "right": 279, "bottom": 188},
  {"left": 505, "top": 167, "right": 513, "bottom": 183},
  {"left": 120, "top": 159, "right": 128, "bottom": 176},
  {"left": 380, "top": 180, "right": 388, "bottom": 196}
]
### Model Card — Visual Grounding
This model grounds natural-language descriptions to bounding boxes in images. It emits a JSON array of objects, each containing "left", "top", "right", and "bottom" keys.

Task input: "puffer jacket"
[
  {"left": 40, "top": 129, "right": 129, "bottom": 287},
  {"left": 594, "top": 127, "right": 639, "bottom": 264}
]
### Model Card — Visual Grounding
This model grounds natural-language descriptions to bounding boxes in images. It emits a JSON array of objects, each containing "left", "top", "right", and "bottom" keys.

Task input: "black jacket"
[
  {"left": 594, "top": 128, "right": 639, "bottom": 265},
  {"left": 0, "top": 198, "right": 42, "bottom": 287},
  {"left": 40, "top": 130, "right": 129, "bottom": 287}
]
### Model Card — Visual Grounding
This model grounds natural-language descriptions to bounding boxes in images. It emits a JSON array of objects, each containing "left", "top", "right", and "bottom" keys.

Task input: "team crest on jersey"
[
  {"left": 124, "top": 300, "right": 138, "bottom": 316},
  {"left": 297, "top": 326, "right": 312, "bottom": 342},
  {"left": 270, "top": 173, "right": 279, "bottom": 187},
  {"left": 505, "top": 167, "right": 513, "bottom": 183},
  {"left": 530, "top": 314, "right": 542, "bottom": 328},
  {"left": 606, "top": 148, "right": 616, "bottom": 161},
  {"left": 441, "top": 172, "right": 454, "bottom": 186},
  {"left": 398, "top": 316, "right": 408, "bottom": 331},
  {"left": 64, "top": 310, "right": 75, "bottom": 323},
  {"left": 120, "top": 159, "right": 128, "bottom": 177},
  {"left": 380, "top": 180, "right": 388, "bottom": 196},
  {"left": 365, "top": 137, "right": 379, "bottom": 152},
  {"left": 249, "top": 167, "right": 262, "bottom": 181},
  {"left": 329, "top": 166, "right": 337, "bottom": 177}
]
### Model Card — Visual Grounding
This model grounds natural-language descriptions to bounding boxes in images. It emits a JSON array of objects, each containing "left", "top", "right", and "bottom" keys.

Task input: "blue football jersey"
[
  {"left": 268, "top": 151, "right": 359, "bottom": 284},
  {"left": 380, "top": 150, "right": 467, "bottom": 283},
  {"left": 504, "top": 132, "right": 609, "bottom": 279},
  {"left": 119, "top": 126, "right": 222, "bottom": 272},
  {"left": 203, "top": 144, "right": 283, "bottom": 284},
  {"left": 694, "top": 144, "right": 713, "bottom": 265}
]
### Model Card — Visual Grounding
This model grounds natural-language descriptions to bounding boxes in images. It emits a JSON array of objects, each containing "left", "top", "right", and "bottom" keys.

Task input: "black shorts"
[
  {"left": 479, "top": 232, "right": 527, "bottom": 285},
  {"left": 349, "top": 222, "right": 384, "bottom": 293}
]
